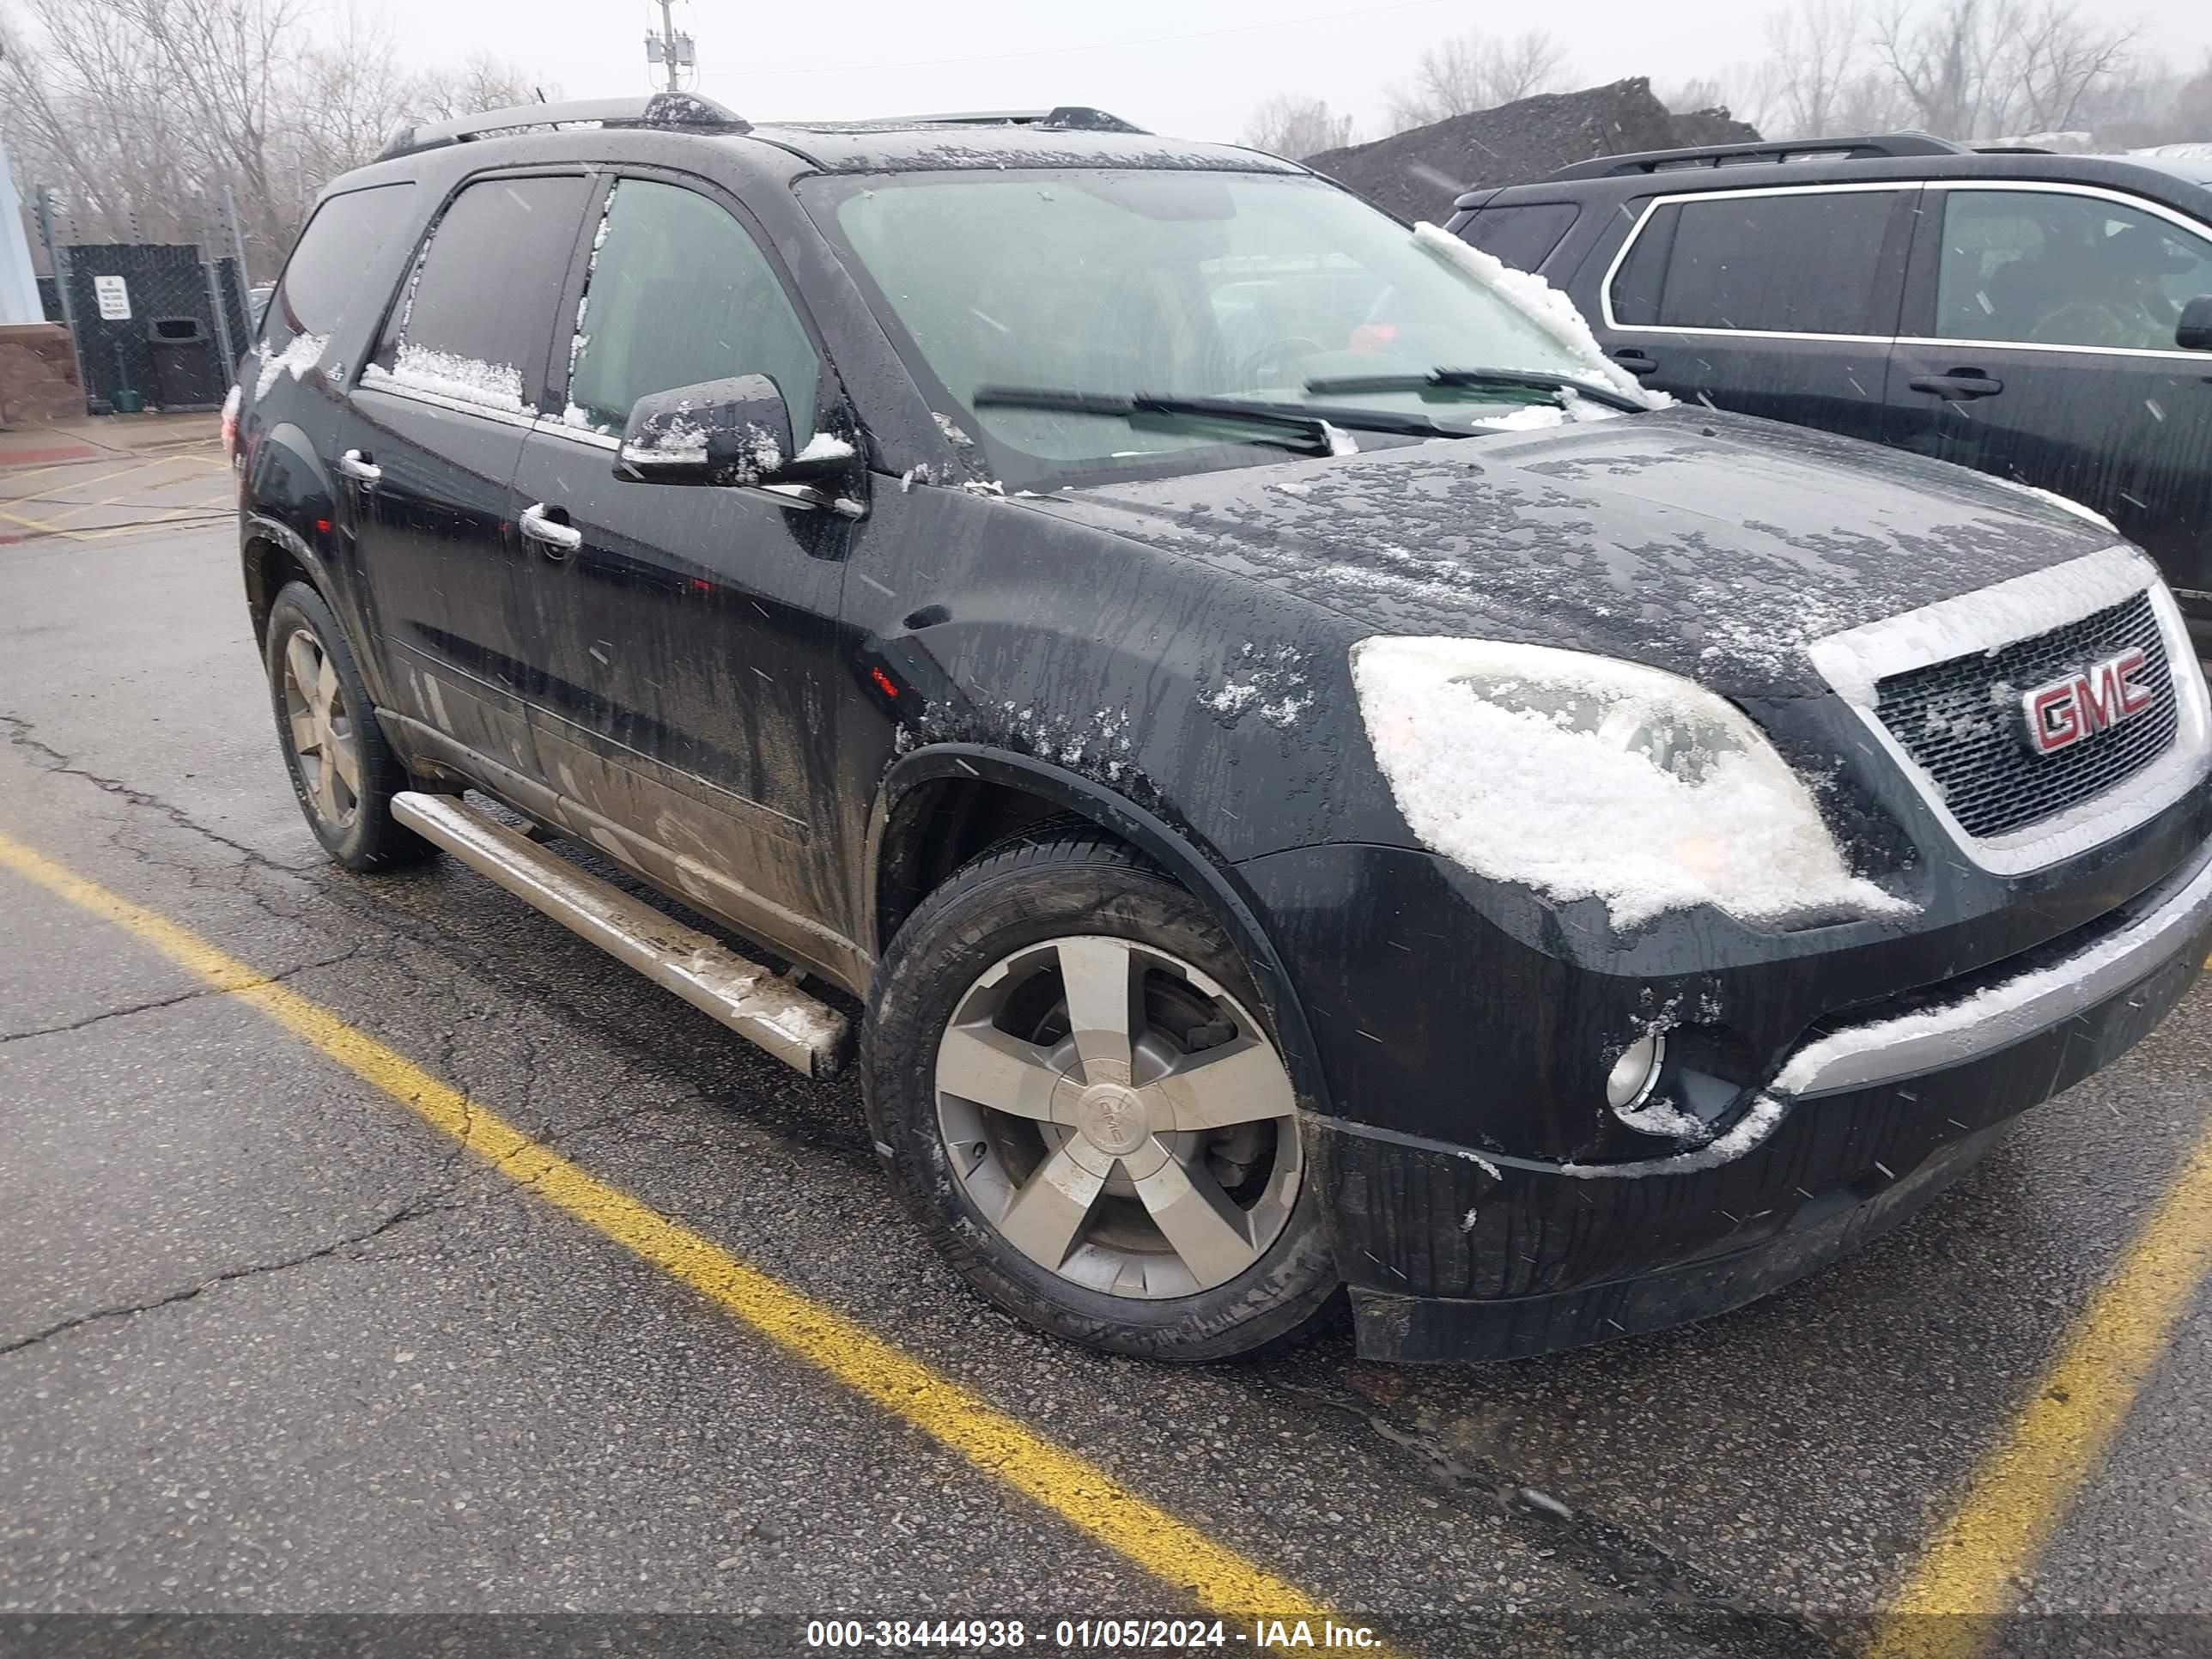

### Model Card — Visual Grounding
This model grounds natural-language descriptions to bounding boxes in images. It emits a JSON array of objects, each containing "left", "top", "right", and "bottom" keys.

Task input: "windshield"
[{"left": 807, "top": 169, "right": 1632, "bottom": 485}]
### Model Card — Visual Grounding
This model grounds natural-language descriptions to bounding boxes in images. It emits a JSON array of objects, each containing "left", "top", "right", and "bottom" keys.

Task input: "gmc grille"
[{"left": 1874, "top": 590, "right": 2176, "bottom": 839}]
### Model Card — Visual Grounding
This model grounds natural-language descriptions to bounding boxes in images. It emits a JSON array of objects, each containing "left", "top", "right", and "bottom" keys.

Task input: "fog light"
[{"left": 1605, "top": 1031, "right": 1666, "bottom": 1111}]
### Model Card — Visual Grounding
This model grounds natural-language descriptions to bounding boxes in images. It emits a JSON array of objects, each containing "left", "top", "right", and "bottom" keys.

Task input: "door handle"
[
  {"left": 518, "top": 501, "right": 582, "bottom": 558},
  {"left": 1908, "top": 370, "right": 2004, "bottom": 401},
  {"left": 335, "top": 448, "right": 381, "bottom": 483},
  {"left": 1613, "top": 348, "right": 1658, "bottom": 374}
]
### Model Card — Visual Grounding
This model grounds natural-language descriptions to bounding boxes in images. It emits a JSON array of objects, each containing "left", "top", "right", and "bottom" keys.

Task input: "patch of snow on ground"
[
  {"left": 1353, "top": 636, "right": 1911, "bottom": 929},
  {"left": 255, "top": 331, "right": 327, "bottom": 398},
  {"left": 1412, "top": 222, "right": 1670, "bottom": 410}
]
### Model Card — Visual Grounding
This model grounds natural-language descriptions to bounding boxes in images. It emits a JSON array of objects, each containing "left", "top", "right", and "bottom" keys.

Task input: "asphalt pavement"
[{"left": 3, "top": 440, "right": 2209, "bottom": 1657}]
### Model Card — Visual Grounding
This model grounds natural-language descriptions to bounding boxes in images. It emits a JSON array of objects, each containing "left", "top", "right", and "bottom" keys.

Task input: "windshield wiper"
[
  {"left": 1303, "top": 367, "right": 1646, "bottom": 414},
  {"left": 969, "top": 386, "right": 1485, "bottom": 453}
]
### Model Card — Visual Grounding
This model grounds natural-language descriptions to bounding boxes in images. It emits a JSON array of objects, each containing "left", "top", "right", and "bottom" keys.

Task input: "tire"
[
  {"left": 864, "top": 829, "right": 1340, "bottom": 1361},
  {"left": 262, "top": 580, "right": 431, "bottom": 872}
]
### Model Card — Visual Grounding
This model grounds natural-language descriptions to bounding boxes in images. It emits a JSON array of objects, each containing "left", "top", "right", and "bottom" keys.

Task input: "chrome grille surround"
[{"left": 1805, "top": 545, "right": 2212, "bottom": 877}]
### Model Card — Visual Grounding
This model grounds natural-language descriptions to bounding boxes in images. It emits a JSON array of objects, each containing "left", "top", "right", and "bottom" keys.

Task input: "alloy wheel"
[
  {"left": 279, "top": 625, "right": 362, "bottom": 831},
  {"left": 934, "top": 934, "right": 1303, "bottom": 1298}
]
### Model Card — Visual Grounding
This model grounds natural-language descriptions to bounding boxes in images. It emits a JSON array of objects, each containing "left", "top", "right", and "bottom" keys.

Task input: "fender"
[
  {"left": 868, "top": 744, "right": 1335, "bottom": 1121},
  {"left": 241, "top": 421, "right": 396, "bottom": 711}
]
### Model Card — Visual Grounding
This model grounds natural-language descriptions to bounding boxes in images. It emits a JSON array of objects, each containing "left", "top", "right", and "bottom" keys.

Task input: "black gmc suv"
[
  {"left": 230, "top": 94, "right": 2212, "bottom": 1365},
  {"left": 1446, "top": 132, "right": 2212, "bottom": 652}
]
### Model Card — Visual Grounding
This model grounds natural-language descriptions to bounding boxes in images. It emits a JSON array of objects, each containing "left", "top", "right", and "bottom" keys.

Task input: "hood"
[{"left": 1006, "top": 408, "right": 2113, "bottom": 699}]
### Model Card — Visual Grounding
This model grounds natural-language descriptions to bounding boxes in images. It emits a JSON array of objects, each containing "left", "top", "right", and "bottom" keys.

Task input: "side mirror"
[
  {"left": 617, "top": 374, "right": 795, "bottom": 487},
  {"left": 2178, "top": 295, "right": 2212, "bottom": 352}
]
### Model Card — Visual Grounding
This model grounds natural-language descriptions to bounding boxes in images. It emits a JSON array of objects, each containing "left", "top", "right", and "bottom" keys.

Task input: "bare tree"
[
  {"left": 1758, "top": 0, "right": 1867, "bottom": 137},
  {"left": 1662, "top": 77, "right": 1730, "bottom": 114},
  {"left": 1385, "top": 28, "right": 1571, "bottom": 130},
  {"left": 2006, "top": 0, "right": 2143, "bottom": 134},
  {"left": 1243, "top": 95, "right": 1356, "bottom": 158},
  {"left": 1, "top": 0, "right": 548, "bottom": 272}
]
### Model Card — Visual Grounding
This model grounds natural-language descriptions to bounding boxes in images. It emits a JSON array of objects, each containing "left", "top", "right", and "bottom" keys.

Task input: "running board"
[{"left": 391, "top": 791, "right": 850, "bottom": 1079}]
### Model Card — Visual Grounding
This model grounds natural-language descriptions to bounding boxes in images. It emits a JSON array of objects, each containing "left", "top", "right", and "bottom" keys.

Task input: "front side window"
[
  {"left": 1612, "top": 190, "right": 1899, "bottom": 335},
  {"left": 1933, "top": 189, "right": 2212, "bottom": 351},
  {"left": 562, "top": 179, "right": 820, "bottom": 438},
  {"left": 810, "top": 168, "right": 1632, "bottom": 483},
  {"left": 263, "top": 183, "right": 417, "bottom": 352},
  {"left": 367, "top": 174, "right": 590, "bottom": 414}
]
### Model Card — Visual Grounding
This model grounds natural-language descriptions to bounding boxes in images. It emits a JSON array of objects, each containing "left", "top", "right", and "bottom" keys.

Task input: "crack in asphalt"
[
  {"left": 0, "top": 944, "right": 368, "bottom": 1045},
  {"left": 0, "top": 1187, "right": 458, "bottom": 1360},
  {"left": 0, "top": 712, "right": 308, "bottom": 874},
  {"left": 1254, "top": 1374, "right": 1844, "bottom": 1656}
]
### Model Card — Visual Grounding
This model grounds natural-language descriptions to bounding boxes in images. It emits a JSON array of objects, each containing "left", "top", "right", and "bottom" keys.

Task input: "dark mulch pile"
[{"left": 1304, "top": 76, "right": 1759, "bottom": 222}]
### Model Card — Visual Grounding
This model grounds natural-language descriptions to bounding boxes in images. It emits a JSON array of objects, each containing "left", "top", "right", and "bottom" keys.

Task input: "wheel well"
[
  {"left": 876, "top": 777, "right": 1127, "bottom": 951},
  {"left": 244, "top": 536, "right": 309, "bottom": 645}
]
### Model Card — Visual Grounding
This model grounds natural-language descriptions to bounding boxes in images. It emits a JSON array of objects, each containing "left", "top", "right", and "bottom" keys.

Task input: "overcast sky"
[{"left": 374, "top": 0, "right": 2212, "bottom": 146}]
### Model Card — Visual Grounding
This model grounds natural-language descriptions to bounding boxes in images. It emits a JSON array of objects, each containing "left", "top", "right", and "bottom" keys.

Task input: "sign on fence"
[{"left": 92, "top": 273, "right": 131, "bottom": 319}]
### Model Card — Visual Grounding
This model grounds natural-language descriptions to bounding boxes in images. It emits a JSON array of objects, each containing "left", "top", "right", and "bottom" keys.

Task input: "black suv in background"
[
  {"left": 232, "top": 95, "right": 2212, "bottom": 1366},
  {"left": 1448, "top": 134, "right": 2212, "bottom": 650}
]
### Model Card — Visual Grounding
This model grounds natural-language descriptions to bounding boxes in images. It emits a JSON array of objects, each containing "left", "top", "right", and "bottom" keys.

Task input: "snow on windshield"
[{"left": 1411, "top": 223, "right": 1668, "bottom": 410}]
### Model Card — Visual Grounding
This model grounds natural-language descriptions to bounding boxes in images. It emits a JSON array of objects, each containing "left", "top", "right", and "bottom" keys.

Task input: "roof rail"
[
  {"left": 378, "top": 92, "right": 750, "bottom": 161},
  {"left": 870, "top": 106, "right": 1148, "bottom": 134},
  {"left": 1545, "top": 131, "right": 1966, "bottom": 180}
]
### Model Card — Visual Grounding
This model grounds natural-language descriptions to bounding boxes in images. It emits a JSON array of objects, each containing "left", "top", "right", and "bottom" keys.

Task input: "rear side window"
[
  {"left": 559, "top": 178, "right": 820, "bottom": 438},
  {"left": 1612, "top": 190, "right": 1900, "bottom": 335},
  {"left": 1460, "top": 203, "right": 1581, "bottom": 272},
  {"left": 366, "top": 174, "right": 591, "bottom": 415},
  {"left": 263, "top": 183, "right": 417, "bottom": 352}
]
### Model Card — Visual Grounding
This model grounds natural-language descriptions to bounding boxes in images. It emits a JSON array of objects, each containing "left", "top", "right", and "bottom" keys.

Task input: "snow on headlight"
[{"left": 1352, "top": 636, "right": 1915, "bottom": 930}]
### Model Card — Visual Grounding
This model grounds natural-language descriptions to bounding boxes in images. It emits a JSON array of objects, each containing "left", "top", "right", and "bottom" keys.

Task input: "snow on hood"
[{"left": 1008, "top": 407, "right": 2112, "bottom": 701}]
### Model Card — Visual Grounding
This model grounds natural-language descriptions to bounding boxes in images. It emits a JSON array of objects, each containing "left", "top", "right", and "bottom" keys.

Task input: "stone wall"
[{"left": 0, "top": 323, "right": 85, "bottom": 425}]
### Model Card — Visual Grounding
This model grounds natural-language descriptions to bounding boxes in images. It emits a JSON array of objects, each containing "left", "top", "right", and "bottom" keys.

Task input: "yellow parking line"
[
  {"left": 1865, "top": 1091, "right": 2212, "bottom": 1659},
  {"left": 0, "top": 828, "right": 1373, "bottom": 1653},
  {"left": 0, "top": 506, "right": 82, "bottom": 541},
  {"left": 9, "top": 458, "right": 167, "bottom": 507}
]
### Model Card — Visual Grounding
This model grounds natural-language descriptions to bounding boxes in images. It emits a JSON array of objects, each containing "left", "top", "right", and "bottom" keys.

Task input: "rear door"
[
  {"left": 344, "top": 171, "right": 592, "bottom": 785},
  {"left": 1596, "top": 183, "right": 1915, "bottom": 443},
  {"left": 504, "top": 170, "right": 861, "bottom": 980},
  {"left": 1886, "top": 182, "right": 2212, "bottom": 605}
]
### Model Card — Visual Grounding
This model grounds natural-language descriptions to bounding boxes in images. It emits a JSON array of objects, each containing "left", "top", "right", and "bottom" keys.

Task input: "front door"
[
  {"left": 346, "top": 171, "right": 592, "bottom": 785},
  {"left": 1593, "top": 184, "right": 1914, "bottom": 445},
  {"left": 1886, "top": 184, "right": 2212, "bottom": 609},
  {"left": 506, "top": 172, "right": 863, "bottom": 981}
]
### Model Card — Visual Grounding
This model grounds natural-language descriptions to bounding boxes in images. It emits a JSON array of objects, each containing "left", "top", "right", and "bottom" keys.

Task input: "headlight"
[{"left": 1350, "top": 637, "right": 1911, "bottom": 928}]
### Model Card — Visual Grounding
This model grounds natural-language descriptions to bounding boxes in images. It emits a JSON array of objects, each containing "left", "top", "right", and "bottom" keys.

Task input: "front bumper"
[{"left": 1304, "top": 836, "right": 2212, "bottom": 1364}]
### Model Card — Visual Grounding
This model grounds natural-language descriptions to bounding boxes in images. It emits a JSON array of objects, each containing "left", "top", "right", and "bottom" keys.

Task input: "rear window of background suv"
[
  {"left": 1459, "top": 202, "right": 1581, "bottom": 272},
  {"left": 261, "top": 182, "right": 419, "bottom": 354}
]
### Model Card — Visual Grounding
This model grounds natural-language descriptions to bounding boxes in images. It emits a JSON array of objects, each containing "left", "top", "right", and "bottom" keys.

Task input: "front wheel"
[{"left": 864, "top": 830, "right": 1339, "bottom": 1361}]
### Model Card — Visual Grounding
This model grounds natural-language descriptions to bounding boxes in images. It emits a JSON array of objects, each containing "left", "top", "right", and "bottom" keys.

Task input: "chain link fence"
[{"left": 32, "top": 189, "right": 255, "bottom": 416}]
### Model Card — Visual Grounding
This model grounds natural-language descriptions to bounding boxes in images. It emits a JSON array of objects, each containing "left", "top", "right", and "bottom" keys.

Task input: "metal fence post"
[
  {"left": 200, "top": 246, "right": 237, "bottom": 386},
  {"left": 33, "top": 185, "right": 90, "bottom": 414}
]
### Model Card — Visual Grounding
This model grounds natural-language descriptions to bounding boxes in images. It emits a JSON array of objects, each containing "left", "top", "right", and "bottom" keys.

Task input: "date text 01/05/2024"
[{"left": 801, "top": 1618, "right": 1383, "bottom": 1650}]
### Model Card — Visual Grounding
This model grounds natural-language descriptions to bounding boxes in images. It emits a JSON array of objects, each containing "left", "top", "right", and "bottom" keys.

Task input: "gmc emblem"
[{"left": 2021, "top": 647, "right": 2155, "bottom": 755}]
